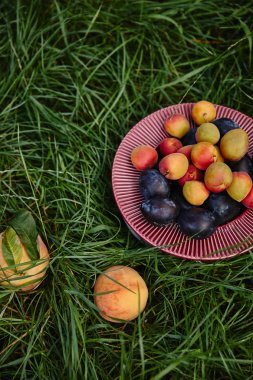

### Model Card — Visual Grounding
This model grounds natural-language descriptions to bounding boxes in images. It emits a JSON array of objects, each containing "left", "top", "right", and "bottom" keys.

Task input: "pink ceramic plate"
[{"left": 112, "top": 103, "right": 253, "bottom": 260}]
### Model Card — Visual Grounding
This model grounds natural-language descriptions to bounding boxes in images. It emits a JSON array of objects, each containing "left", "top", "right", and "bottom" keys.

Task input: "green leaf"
[
  {"left": 2, "top": 227, "right": 23, "bottom": 270},
  {"left": 8, "top": 210, "right": 39, "bottom": 261}
]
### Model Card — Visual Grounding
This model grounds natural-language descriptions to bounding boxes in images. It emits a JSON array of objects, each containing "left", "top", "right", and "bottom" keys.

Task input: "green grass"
[{"left": 0, "top": 0, "right": 253, "bottom": 379}]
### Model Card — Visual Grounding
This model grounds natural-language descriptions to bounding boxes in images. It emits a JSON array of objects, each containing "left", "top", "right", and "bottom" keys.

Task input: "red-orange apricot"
[
  {"left": 242, "top": 186, "right": 253, "bottom": 209},
  {"left": 159, "top": 153, "right": 189, "bottom": 180},
  {"left": 177, "top": 145, "right": 194, "bottom": 161},
  {"left": 191, "top": 142, "right": 217, "bottom": 170},
  {"left": 158, "top": 137, "right": 182, "bottom": 156},
  {"left": 131, "top": 145, "right": 158, "bottom": 170},
  {"left": 178, "top": 164, "right": 203, "bottom": 186},
  {"left": 164, "top": 114, "right": 190, "bottom": 138}
]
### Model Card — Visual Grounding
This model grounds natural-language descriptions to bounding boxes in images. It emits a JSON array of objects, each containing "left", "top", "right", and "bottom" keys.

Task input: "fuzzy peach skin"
[
  {"left": 94, "top": 265, "right": 148, "bottom": 322},
  {"left": 0, "top": 234, "right": 49, "bottom": 292}
]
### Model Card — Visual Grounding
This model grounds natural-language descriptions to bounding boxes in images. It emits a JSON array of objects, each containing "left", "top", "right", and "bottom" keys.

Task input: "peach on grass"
[
  {"left": 94, "top": 265, "right": 148, "bottom": 323},
  {"left": 164, "top": 114, "right": 190, "bottom": 138},
  {"left": 191, "top": 100, "right": 216, "bottom": 125},
  {"left": 131, "top": 145, "right": 158, "bottom": 171},
  {"left": 226, "top": 172, "right": 252, "bottom": 202},
  {"left": 191, "top": 142, "right": 217, "bottom": 170},
  {"left": 178, "top": 164, "right": 203, "bottom": 187},
  {"left": 183, "top": 180, "right": 210, "bottom": 206},
  {"left": 220, "top": 129, "right": 249, "bottom": 161},
  {"left": 159, "top": 153, "right": 189, "bottom": 180},
  {"left": 195, "top": 122, "right": 220, "bottom": 144},
  {"left": 0, "top": 234, "right": 49, "bottom": 292},
  {"left": 158, "top": 137, "right": 182, "bottom": 156},
  {"left": 204, "top": 162, "right": 233, "bottom": 193}
]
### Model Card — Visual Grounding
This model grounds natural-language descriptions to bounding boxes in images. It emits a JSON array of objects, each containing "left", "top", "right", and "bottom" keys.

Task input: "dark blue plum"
[
  {"left": 178, "top": 208, "right": 216, "bottom": 239},
  {"left": 204, "top": 192, "right": 243, "bottom": 226},
  {"left": 141, "top": 196, "right": 180, "bottom": 226},
  {"left": 212, "top": 118, "right": 240, "bottom": 137},
  {"left": 171, "top": 186, "right": 193, "bottom": 211},
  {"left": 139, "top": 169, "right": 170, "bottom": 200},
  {"left": 181, "top": 127, "right": 197, "bottom": 146},
  {"left": 227, "top": 155, "right": 253, "bottom": 180}
]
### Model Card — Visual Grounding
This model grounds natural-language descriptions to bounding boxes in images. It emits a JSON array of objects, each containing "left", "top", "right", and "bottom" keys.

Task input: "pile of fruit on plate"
[{"left": 130, "top": 101, "right": 253, "bottom": 239}]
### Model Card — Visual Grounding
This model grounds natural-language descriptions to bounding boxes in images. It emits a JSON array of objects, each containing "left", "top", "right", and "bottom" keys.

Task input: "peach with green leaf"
[{"left": 0, "top": 210, "right": 49, "bottom": 292}]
